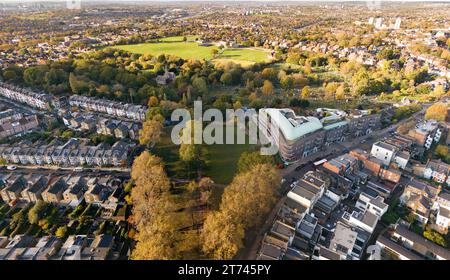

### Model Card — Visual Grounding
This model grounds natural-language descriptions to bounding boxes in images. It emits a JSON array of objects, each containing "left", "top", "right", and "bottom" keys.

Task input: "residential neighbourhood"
[
  {"left": 256, "top": 107, "right": 450, "bottom": 260},
  {"left": 0, "top": 169, "right": 132, "bottom": 260},
  {"left": 0, "top": 139, "right": 131, "bottom": 167},
  {"left": 0, "top": 0, "right": 449, "bottom": 263},
  {"left": 68, "top": 95, "right": 147, "bottom": 122}
]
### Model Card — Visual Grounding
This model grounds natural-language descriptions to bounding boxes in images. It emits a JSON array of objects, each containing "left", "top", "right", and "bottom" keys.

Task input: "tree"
[
  {"left": 55, "top": 226, "right": 68, "bottom": 238},
  {"left": 289, "top": 98, "right": 309, "bottom": 108},
  {"left": 220, "top": 164, "right": 281, "bottom": 228},
  {"left": 301, "top": 86, "right": 311, "bottom": 99},
  {"left": 261, "top": 80, "right": 274, "bottom": 96},
  {"left": 131, "top": 151, "right": 171, "bottom": 228},
  {"left": 130, "top": 151, "right": 180, "bottom": 260},
  {"left": 124, "top": 180, "right": 134, "bottom": 193},
  {"left": 423, "top": 229, "right": 447, "bottom": 247},
  {"left": 303, "top": 61, "right": 312, "bottom": 74},
  {"left": 292, "top": 74, "right": 307, "bottom": 88},
  {"left": 435, "top": 145, "right": 449, "bottom": 161},
  {"left": 261, "top": 68, "right": 276, "bottom": 81},
  {"left": 201, "top": 211, "right": 244, "bottom": 260},
  {"left": 220, "top": 72, "right": 233, "bottom": 86},
  {"left": 211, "top": 49, "right": 219, "bottom": 59},
  {"left": 132, "top": 208, "right": 180, "bottom": 260},
  {"left": 335, "top": 84, "right": 346, "bottom": 100},
  {"left": 405, "top": 212, "right": 416, "bottom": 224},
  {"left": 198, "top": 177, "right": 214, "bottom": 206},
  {"left": 146, "top": 107, "right": 164, "bottom": 122},
  {"left": 201, "top": 164, "right": 281, "bottom": 259},
  {"left": 2, "top": 70, "right": 17, "bottom": 81},
  {"left": 286, "top": 52, "right": 301, "bottom": 65},
  {"left": 61, "top": 130, "right": 74, "bottom": 139},
  {"left": 425, "top": 102, "right": 448, "bottom": 121},
  {"left": 97, "top": 84, "right": 110, "bottom": 94},
  {"left": 69, "top": 73, "right": 89, "bottom": 94},
  {"left": 441, "top": 49, "right": 450, "bottom": 61},
  {"left": 28, "top": 201, "right": 48, "bottom": 225},
  {"left": 192, "top": 77, "right": 208, "bottom": 94},
  {"left": 139, "top": 119, "right": 163, "bottom": 146},
  {"left": 433, "top": 85, "right": 446, "bottom": 98},
  {"left": 23, "top": 65, "right": 49, "bottom": 87},
  {"left": 179, "top": 143, "right": 202, "bottom": 163},
  {"left": 324, "top": 90, "right": 335, "bottom": 101},
  {"left": 233, "top": 100, "right": 242, "bottom": 110},
  {"left": 148, "top": 96, "right": 159, "bottom": 107},
  {"left": 280, "top": 76, "right": 293, "bottom": 90},
  {"left": 394, "top": 104, "right": 422, "bottom": 121},
  {"left": 237, "top": 151, "right": 276, "bottom": 173},
  {"left": 179, "top": 120, "right": 202, "bottom": 164},
  {"left": 325, "top": 82, "right": 339, "bottom": 95},
  {"left": 397, "top": 120, "right": 416, "bottom": 135}
]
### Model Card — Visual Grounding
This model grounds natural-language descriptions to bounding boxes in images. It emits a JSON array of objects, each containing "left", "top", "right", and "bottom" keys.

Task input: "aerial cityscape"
[{"left": 0, "top": 0, "right": 449, "bottom": 263}]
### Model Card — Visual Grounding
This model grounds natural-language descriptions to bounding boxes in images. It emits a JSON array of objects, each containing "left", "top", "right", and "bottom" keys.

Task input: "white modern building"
[
  {"left": 287, "top": 171, "right": 327, "bottom": 209},
  {"left": 371, "top": 141, "right": 398, "bottom": 166},
  {"left": 329, "top": 222, "right": 368, "bottom": 260},
  {"left": 436, "top": 192, "right": 450, "bottom": 232},
  {"left": 342, "top": 210, "right": 379, "bottom": 234},
  {"left": 393, "top": 151, "right": 410, "bottom": 169},
  {"left": 355, "top": 188, "right": 388, "bottom": 218}
]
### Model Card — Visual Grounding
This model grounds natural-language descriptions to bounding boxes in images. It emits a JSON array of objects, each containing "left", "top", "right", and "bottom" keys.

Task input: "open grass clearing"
[{"left": 114, "top": 38, "right": 272, "bottom": 66}]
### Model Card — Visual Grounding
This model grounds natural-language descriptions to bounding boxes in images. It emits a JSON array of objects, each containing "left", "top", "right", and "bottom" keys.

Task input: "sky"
[
  {"left": 0, "top": 0, "right": 447, "bottom": 2},
  {"left": 0, "top": 0, "right": 448, "bottom": 4}
]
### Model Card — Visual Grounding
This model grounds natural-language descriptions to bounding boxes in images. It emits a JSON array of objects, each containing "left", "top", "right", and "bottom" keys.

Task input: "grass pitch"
[{"left": 114, "top": 37, "right": 272, "bottom": 66}]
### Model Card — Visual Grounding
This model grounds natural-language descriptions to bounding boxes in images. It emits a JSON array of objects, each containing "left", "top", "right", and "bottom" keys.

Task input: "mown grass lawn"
[
  {"left": 114, "top": 37, "right": 271, "bottom": 66},
  {"left": 116, "top": 41, "right": 217, "bottom": 60},
  {"left": 203, "top": 142, "right": 257, "bottom": 185}
]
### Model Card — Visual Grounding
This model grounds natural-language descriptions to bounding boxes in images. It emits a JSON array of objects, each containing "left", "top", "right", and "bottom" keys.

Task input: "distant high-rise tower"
[
  {"left": 394, "top": 18, "right": 402, "bottom": 30},
  {"left": 375, "top": 17, "right": 383, "bottom": 29},
  {"left": 368, "top": 17, "right": 374, "bottom": 25}
]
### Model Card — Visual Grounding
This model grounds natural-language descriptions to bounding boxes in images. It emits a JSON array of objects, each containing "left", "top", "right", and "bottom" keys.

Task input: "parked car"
[{"left": 7, "top": 165, "right": 17, "bottom": 171}]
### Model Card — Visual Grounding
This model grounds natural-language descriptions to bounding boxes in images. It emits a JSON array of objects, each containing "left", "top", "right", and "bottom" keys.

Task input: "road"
[
  {"left": 239, "top": 161, "right": 314, "bottom": 260},
  {"left": 1, "top": 166, "right": 131, "bottom": 178},
  {"left": 0, "top": 96, "right": 39, "bottom": 115}
]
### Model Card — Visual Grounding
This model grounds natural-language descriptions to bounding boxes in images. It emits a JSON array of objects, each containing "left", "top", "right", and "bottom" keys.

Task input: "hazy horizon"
[{"left": 0, "top": 0, "right": 448, "bottom": 2}]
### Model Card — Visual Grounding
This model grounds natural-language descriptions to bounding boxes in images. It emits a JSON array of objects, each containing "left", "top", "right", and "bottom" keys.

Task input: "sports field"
[{"left": 114, "top": 37, "right": 272, "bottom": 66}]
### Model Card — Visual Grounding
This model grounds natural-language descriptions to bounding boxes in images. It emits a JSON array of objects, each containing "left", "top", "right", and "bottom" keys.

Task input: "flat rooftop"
[{"left": 261, "top": 108, "right": 323, "bottom": 141}]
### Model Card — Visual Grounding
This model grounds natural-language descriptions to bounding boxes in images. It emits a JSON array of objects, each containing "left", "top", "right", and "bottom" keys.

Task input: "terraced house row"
[
  {"left": 69, "top": 95, "right": 147, "bottom": 122},
  {"left": 0, "top": 138, "right": 130, "bottom": 167},
  {"left": 0, "top": 110, "right": 39, "bottom": 139},
  {"left": 0, "top": 234, "right": 125, "bottom": 260},
  {"left": 60, "top": 110, "right": 141, "bottom": 140},
  {"left": 0, "top": 172, "right": 124, "bottom": 212},
  {"left": 0, "top": 82, "right": 53, "bottom": 110}
]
